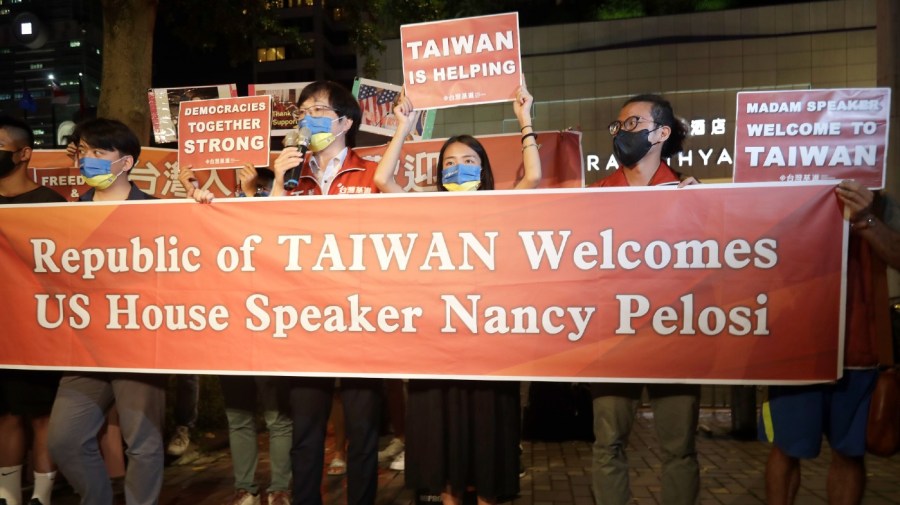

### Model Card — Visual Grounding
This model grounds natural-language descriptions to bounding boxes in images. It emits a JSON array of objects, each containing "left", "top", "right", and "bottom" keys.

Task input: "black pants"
[{"left": 288, "top": 377, "right": 382, "bottom": 505}]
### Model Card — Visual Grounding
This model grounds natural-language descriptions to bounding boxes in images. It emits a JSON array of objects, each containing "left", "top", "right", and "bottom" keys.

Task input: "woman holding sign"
[{"left": 373, "top": 83, "right": 540, "bottom": 505}]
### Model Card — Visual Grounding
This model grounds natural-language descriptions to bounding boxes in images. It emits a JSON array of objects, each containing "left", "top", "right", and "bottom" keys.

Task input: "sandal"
[{"left": 327, "top": 457, "right": 346, "bottom": 476}]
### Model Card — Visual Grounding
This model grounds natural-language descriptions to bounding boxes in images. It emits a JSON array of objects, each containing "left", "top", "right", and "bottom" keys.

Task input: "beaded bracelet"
[{"left": 522, "top": 143, "right": 541, "bottom": 152}]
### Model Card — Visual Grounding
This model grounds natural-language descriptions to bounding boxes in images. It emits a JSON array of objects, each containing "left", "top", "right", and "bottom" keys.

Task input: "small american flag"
[{"left": 358, "top": 85, "right": 398, "bottom": 127}]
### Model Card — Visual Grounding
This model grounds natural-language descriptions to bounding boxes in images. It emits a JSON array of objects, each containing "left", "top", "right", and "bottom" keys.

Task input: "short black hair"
[
  {"left": 72, "top": 118, "right": 141, "bottom": 162},
  {"left": 436, "top": 135, "right": 495, "bottom": 192},
  {"left": 296, "top": 81, "right": 361, "bottom": 148},
  {"left": 623, "top": 94, "right": 687, "bottom": 158},
  {"left": 0, "top": 115, "right": 35, "bottom": 149}
]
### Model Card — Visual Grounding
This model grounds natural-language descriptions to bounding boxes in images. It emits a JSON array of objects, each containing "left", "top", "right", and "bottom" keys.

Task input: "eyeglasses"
[
  {"left": 292, "top": 104, "right": 337, "bottom": 121},
  {"left": 608, "top": 116, "right": 658, "bottom": 135}
]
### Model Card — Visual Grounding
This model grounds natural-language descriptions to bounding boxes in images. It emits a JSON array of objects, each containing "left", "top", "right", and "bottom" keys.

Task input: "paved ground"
[{"left": 46, "top": 408, "right": 900, "bottom": 505}]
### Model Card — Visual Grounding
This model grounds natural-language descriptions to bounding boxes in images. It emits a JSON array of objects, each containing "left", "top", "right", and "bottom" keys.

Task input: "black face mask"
[
  {"left": 612, "top": 128, "right": 659, "bottom": 167},
  {"left": 0, "top": 149, "right": 20, "bottom": 179}
]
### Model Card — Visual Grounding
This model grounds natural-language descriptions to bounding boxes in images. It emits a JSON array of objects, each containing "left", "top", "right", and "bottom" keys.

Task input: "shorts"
[
  {"left": 0, "top": 369, "right": 61, "bottom": 417},
  {"left": 758, "top": 368, "right": 878, "bottom": 458}
]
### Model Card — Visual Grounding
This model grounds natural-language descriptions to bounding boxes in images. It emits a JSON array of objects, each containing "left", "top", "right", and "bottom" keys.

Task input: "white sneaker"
[
  {"left": 226, "top": 489, "right": 260, "bottom": 505},
  {"left": 378, "top": 437, "right": 404, "bottom": 462},
  {"left": 166, "top": 425, "right": 191, "bottom": 456},
  {"left": 389, "top": 451, "right": 405, "bottom": 471}
]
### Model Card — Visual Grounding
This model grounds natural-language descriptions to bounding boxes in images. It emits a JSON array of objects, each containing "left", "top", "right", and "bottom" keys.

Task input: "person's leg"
[
  {"left": 173, "top": 374, "right": 200, "bottom": 429},
  {"left": 341, "top": 378, "right": 382, "bottom": 505},
  {"left": 827, "top": 451, "right": 865, "bottom": 505},
  {"left": 823, "top": 369, "right": 877, "bottom": 505},
  {"left": 766, "top": 445, "right": 800, "bottom": 505},
  {"left": 379, "top": 379, "right": 405, "bottom": 466},
  {"left": 589, "top": 383, "right": 641, "bottom": 505},
  {"left": 0, "top": 370, "right": 62, "bottom": 505},
  {"left": 221, "top": 375, "right": 262, "bottom": 496},
  {"left": 0, "top": 413, "right": 26, "bottom": 504},
  {"left": 257, "top": 376, "right": 292, "bottom": 494},
  {"left": 30, "top": 414, "right": 57, "bottom": 505},
  {"left": 111, "top": 374, "right": 166, "bottom": 505},
  {"left": 167, "top": 374, "right": 200, "bottom": 456},
  {"left": 328, "top": 390, "right": 346, "bottom": 474},
  {"left": 647, "top": 384, "right": 700, "bottom": 505},
  {"left": 29, "top": 415, "right": 53, "bottom": 473},
  {"left": 759, "top": 385, "right": 825, "bottom": 505},
  {"left": 47, "top": 374, "right": 115, "bottom": 505},
  {"left": 288, "top": 377, "right": 333, "bottom": 505}
]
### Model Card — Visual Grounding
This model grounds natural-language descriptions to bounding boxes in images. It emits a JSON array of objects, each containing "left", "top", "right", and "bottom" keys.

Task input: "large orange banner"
[{"left": 0, "top": 183, "right": 845, "bottom": 383}]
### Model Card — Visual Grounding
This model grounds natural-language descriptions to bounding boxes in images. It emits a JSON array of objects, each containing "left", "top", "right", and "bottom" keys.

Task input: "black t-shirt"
[{"left": 0, "top": 186, "right": 67, "bottom": 204}]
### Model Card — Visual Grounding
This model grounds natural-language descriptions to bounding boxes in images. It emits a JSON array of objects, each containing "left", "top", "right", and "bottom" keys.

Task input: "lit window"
[
  {"left": 20, "top": 21, "right": 32, "bottom": 35},
  {"left": 70, "top": 40, "right": 81, "bottom": 47},
  {"left": 33, "top": 129, "right": 45, "bottom": 135},
  {"left": 0, "top": 8, "right": 10, "bottom": 15},
  {"left": 257, "top": 46, "right": 286, "bottom": 62},
  {"left": 30, "top": 63, "right": 42, "bottom": 69}
]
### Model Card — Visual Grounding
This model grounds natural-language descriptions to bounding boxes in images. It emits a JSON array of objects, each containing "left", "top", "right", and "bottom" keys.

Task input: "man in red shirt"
[
  {"left": 271, "top": 81, "right": 382, "bottom": 505},
  {"left": 270, "top": 81, "right": 377, "bottom": 198},
  {"left": 589, "top": 94, "right": 700, "bottom": 505}
]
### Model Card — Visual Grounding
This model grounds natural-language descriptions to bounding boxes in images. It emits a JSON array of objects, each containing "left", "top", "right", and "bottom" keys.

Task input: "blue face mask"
[
  {"left": 299, "top": 115, "right": 347, "bottom": 152},
  {"left": 299, "top": 116, "right": 335, "bottom": 136},
  {"left": 79, "top": 156, "right": 127, "bottom": 190},
  {"left": 442, "top": 163, "right": 482, "bottom": 192}
]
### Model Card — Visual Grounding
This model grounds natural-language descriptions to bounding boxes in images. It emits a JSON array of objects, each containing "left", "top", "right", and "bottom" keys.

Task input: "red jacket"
[
  {"left": 286, "top": 149, "right": 380, "bottom": 196},
  {"left": 593, "top": 161, "right": 680, "bottom": 187}
]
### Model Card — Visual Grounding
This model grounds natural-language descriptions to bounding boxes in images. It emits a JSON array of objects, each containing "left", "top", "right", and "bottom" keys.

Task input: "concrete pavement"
[{"left": 47, "top": 408, "right": 900, "bottom": 505}]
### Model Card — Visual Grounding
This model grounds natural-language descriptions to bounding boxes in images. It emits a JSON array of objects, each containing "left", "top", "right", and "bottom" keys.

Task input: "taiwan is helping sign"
[
  {"left": 401, "top": 12, "right": 521, "bottom": 110},
  {"left": 733, "top": 88, "right": 890, "bottom": 189},
  {"left": 178, "top": 95, "right": 272, "bottom": 170}
]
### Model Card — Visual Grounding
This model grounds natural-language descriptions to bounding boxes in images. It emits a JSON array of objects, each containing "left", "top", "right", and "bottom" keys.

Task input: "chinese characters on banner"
[
  {"left": 401, "top": 12, "right": 522, "bottom": 109},
  {"left": 29, "top": 131, "right": 584, "bottom": 201},
  {"left": 733, "top": 88, "right": 891, "bottom": 189}
]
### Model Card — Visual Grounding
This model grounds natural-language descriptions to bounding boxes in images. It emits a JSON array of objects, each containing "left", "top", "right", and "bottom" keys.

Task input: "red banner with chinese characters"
[
  {"left": 733, "top": 88, "right": 890, "bottom": 189},
  {"left": 0, "top": 183, "right": 845, "bottom": 383},
  {"left": 29, "top": 131, "right": 584, "bottom": 201},
  {"left": 401, "top": 13, "right": 522, "bottom": 110}
]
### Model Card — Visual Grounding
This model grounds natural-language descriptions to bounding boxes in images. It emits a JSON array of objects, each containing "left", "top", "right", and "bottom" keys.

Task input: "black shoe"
[{"left": 29, "top": 499, "right": 45, "bottom": 505}]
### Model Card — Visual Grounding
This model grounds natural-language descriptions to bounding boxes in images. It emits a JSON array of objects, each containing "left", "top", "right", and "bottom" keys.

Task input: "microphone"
[{"left": 282, "top": 126, "right": 311, "bottom": 190}]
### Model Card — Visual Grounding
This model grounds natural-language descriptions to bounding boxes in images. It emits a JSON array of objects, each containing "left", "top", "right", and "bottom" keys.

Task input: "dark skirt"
[{"left": 405, "top": 379, "right": 520, "bottom": 501}]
